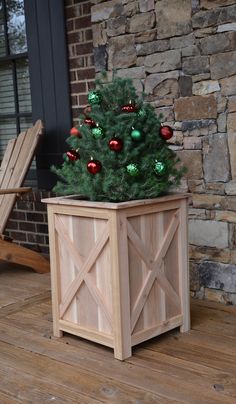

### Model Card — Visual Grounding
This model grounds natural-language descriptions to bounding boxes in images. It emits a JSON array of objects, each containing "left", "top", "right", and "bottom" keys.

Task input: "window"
[{"left": 0, "top": 0, "right": 32, "bottom": 160}]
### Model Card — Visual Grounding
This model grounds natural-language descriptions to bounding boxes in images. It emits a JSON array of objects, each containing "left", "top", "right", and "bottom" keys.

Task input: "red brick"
[
  {"left": 75, "top": 16, "right": 91, "bottom": 30},
  {"left": 76, "top": 42, "right": 93, "bottom": 55},
  {"left": 79, "top": 94, "right": 88, "bottom": 105},
  {"left": 85, "top": 29, "right": 93, "bottom": 41},
  {"left": 83, "top": 2, "right": 91, "bottom": 15},
  {"left": 71, "top": 82, "right": 87, "bottom": 93},
  {"left": 66, "top": 19, "right": 74, "bottom": 32},
  {"left": 65, "top": 6, "right": 76, "bottom": 19},
  {"left": 67, "top": 32, "right": 80, "bottom": 45},
  {"left": 77, "top": 68, "right": 95, "bottom": 80}
]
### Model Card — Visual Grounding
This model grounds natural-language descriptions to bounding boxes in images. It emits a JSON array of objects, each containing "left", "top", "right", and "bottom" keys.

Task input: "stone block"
[
  {"left": 217, "top": 23, "right": 236, "bottom": 33},
  {"left": 167, "top": 131, "right": 183, "bottom": 146},
  {"left": 176, "top": 150, "right": 203, "bottom": 179},
  {"left": 215, "top": 211, "right": 236, "bottom": 224},
  {"left": 138, "top": 0, "right": 154, "bottom": 12},
  {"left": 116, "top": 66, "right": 146, "bottom": 79},
  {"left": 174, "top": 95, "right": 217, "bottom": 120},
  {"left": 217, "top": 113, "right": 226, "bottom": 132},
  {"left": 205, "top": 182, "right": 225, "bottom": 195},
  {"left": 228, "top": 112, "right": 236, "bottom": 180},
  {"left": 192, "top": 80, "right": 220, "bottom": 96},
  {"left": 107, "top": 16, "right": 126, "bottom": 36},
  {"left": 203, "top": 133, "right": 230, "bottom": 182},
  {"left": 123, "top": 1, "right": 139, "bottom": 16},
  {"left": 210, "top": 51, "right": 236, "bottom": 80},
  {"left": 136, "top": 40, "right": 169, "bottom": 56},
  {"left": 155, "top": 107, "right": 174, "bottom": 122},
  {"left": 216, "top": 95, "right": 227, "bottom": 113},
  {"left": 190, "top": 262, "right": 200, "bottom": 291},
  {"left": 127, "top": 11, "right": 155, "bottom": 33},
  {"left": 220, "top": 76, "right": 236, "bottom": 96},
  {"left": 228, "top": 97, "right": 236, "bottom": 113},
  {"left": 225, "top": 181, "right": 236, "bottom": 195},
  {"left": 155, "top": 0, "right": 192, "bottom": 39},
  {"left": 226, "top": 197, "right": 236, "bottom": 212},
  {"left": 182, "top": 56, "right": 209, "bottom": 75},
  {"left": 195, "top": 27, "right": 217, "bottom": 38},
  {"left": 179, "top": 76, "right": 192, "bottom": 97},
  {"left": 189, "top": 220, "right": 229, "bottom": 248},
  {"left": 184, "top": 136, "right": 202, "bottom": 149},
  {"left": 144, "top": 71, "right": 179, "bottom": 94},
  {"left": 170, "top": 33, "right": 195, "bottom": 49},
  {"left": 92, "top": 22, "right": 107, "bottom": 47},
  {"left": 199, "top": 261, "right": 236, "bottom": 293},
  {"left": 201, "top": 0, "right": 236, "bottom": 9},
  {"left": 182, "top": 46, "right": 200, "bottom": 57},
  {"left": 188, "top": 208, "right": 207, "bottom": 220},
  {"left": 192, "top": 73, "right": 211, "bottom": 83},
  {"left": 200, "top": 32, "right": 236, "bottom": 55},
  {"left": 144, "top": 50, "right": 181, "bottom": 73},
  {"left": 188, "top": 179, "right": 205, "bottom": 193},
  {"left": 94, "top": 45, "right": 107, "bottom": 72},
  {"left": 192, "top": 194, "right": 226, "bottom": 209},
  {"left": 182, "top": 119, "right": 216, "bottom": 132},
  {"left": 108, "top": 35, "right": 136, "bottom": 69},
  {"left": 192, "top": 5, "right": 236, "bottom": 29},
  {"left": 91, "top": 0, "right": 125, "bottom": 22},
  {"left": 189, "top": 245, "right": 231, "bottom": 264},
  {"left": 135, "top": 29, "right": 156, "bottom": 44}
]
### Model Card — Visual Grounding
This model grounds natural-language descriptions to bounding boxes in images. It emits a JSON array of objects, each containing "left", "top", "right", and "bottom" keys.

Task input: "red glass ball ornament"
[
  {"left": 84, "top": 117, "right": 96, "bottom": 127},
  {"left": 87, "top": 159, "right": 102, "bottom": 174},
  {"left": 121, "top": 103, "right": 136, "bottom": 113},
  {"left": 66, "top": 149, "right": 80, "bottom": 161},
  {"left": 159, "top": 125, "right": 173, "bottom": 140},
  {"left": 108, "top": 137, "right": 123, "bottom": 152},
  {"left": 70, "top": 127, "right": 81, "bottom": 137}
]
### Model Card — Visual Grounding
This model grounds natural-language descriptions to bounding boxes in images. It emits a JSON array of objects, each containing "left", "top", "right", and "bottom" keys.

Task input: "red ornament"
[
  {"left": 66, "top": 149, "right": 80, "bottom": 161},
  {"left": 70, "top": 127, "right": 81, "bottom": 137},
  {"left": 87, "top": 159, "right": 102, "bottom": 174},
  {"left": 121, "top": 102, "right": 136, "bottom": 113},
  {"left": 108, "top": 137, "right": 123, "bottom": 152},
  {"left": 84, "top": 117, "right": 96, "bottom": 127},
  {"left": 159, "top": 125, "right": 173, "bottom": 140}
]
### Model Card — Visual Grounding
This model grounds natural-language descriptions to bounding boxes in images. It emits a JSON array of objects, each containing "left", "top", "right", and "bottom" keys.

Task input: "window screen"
[{"left": 0, "top": 0, "right": 32, "bottom": 161}]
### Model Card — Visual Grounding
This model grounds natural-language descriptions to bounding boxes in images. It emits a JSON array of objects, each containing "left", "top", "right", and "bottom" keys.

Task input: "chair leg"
[{"left": 0, "top": 239, "right": 50, "bottom": 273}]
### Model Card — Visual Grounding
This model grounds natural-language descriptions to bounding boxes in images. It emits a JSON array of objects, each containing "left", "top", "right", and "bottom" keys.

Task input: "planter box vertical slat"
[{"left": 43, "top": 194, "right": 190, "bottom": 360}]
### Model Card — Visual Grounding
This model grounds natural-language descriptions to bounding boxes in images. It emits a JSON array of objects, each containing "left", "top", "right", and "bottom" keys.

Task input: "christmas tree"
[{"left": 52, "top": 76, "right": 185, "bottom": 202}]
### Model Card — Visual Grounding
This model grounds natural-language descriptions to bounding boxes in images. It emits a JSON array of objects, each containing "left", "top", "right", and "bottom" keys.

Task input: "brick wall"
[
  {"left": 65, "top": 0, "right": 95, "bottom": 123},
  {"left": 4, "top": 0, "right": 95, "bottom": 257}
]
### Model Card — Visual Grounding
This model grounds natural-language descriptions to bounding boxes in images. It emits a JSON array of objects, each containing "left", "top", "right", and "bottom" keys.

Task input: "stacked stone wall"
[{"left": 90, "top": 0, "right": 236, "bottom": 304}]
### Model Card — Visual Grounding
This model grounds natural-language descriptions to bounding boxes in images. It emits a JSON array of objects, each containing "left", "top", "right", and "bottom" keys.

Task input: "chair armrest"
[{"left": 0, "top": 187, "right": 32, "bottom": 195}]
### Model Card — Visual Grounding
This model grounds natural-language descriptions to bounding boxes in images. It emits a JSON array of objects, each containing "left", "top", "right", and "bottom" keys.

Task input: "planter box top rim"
[{"left": 42, "top": 193, "right": 190, "bottom": 210}]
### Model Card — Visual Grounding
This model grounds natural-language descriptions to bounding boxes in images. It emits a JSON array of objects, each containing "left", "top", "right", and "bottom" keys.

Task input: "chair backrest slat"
[{"left": 0, "top": 120, "right": 44, "bottom": 234}]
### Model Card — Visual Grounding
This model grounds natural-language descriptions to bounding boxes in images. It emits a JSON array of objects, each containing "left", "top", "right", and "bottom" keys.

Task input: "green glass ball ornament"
[
  {"left": 92, "top": 125, "right": 103, "bottom": 139},
  {"left": 131, "top": 128, "right": 142, "bottom": 141},
  {"left": 154, "top": 161, "right": 165, "bottom": 175},
  {"left": 126, "top": 163, "right": 139, "bottom": 176},
  {"left": 88, "top": 90, "right": 102, "bottom": 105},
  {"left": 137, "top": 108, "right": 146, "bottom": 118}
]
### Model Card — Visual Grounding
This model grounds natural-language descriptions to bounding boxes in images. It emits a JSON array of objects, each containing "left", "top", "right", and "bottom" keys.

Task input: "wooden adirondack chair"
[{"left": 0, "top": 120, "right": 50, "bottom": 273}]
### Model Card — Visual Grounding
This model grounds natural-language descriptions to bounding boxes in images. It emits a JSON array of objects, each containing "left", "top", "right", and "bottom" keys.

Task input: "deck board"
[{"left": 0, "top": 262, "right": 236, "bottom": 403}]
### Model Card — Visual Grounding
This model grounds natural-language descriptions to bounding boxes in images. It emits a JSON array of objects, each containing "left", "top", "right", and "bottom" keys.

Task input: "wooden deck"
[{"left": 0, "top": 262, "right": 236, "bottom": 403}]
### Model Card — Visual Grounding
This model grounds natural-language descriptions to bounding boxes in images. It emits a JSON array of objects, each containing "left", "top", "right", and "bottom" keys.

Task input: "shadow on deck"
[{"left": 0, "top": 261, "right": 236, "bottom": 403}]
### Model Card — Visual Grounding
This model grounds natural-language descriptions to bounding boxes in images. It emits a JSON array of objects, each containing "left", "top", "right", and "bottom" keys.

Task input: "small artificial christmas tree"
[{"left": 52, "top": 76, "right": 185, "bottom": 202}]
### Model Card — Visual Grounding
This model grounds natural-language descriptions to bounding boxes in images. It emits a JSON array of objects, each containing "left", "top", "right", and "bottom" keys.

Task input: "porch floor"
[{"left": 0, "top": 262, "right": 236, "bottom": 403}]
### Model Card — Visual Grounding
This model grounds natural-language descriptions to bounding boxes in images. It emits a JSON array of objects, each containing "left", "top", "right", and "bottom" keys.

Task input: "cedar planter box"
[{"left": 42, "top": 194, "right": 190, "bottom": 360}]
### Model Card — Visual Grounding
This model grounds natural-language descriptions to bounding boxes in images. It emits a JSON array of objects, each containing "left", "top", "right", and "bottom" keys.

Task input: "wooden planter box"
[{"left": 42, "top": 194, "right": 190, "bottom": 360}]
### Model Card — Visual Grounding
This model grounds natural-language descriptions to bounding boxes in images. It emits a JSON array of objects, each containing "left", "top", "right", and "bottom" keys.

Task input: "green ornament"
[
  {"left": 154, "top": 161, "right": 165, "bottom": 175},
  {"left": 131, "top": 128, "right": 142, "bottom": 141},
  {"left": 92, "top": 126, "right": 103, "bottom": 139},
  {"left": 88, "top": 90, "right": 102, "bottom": 105},
  {"left": 137, "top": 108, "right": 146, "bottom": 118},
  {"left": 126, "top": 163, "right": 139, "bottom": 176}
]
